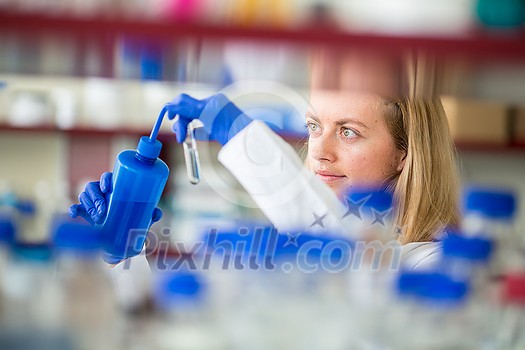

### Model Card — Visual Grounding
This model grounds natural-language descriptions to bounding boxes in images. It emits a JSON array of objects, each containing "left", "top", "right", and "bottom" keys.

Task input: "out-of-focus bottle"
[
  {"left": 0, "top": 210, "right": 15, "bottom": 323},
  {"left": 0, "top": 240, "right": 73, "bottom": 350},
  {"left": 0, "top": 181, "right": 36, "bottom": 244},
  {"left": 343, "top": 188, "right": 397, "bottom": 243},
  {"left": 102, "top": 136, "right": 169, "bottom": 262},
  {"left": 51, "top": 214, "right": 119, "bottom": 350},
  {"left": 393, "top": 271, "right": 476, "bottom": 349},
  {"left": 439, "top": 232, "right": 499, "bottom": 347},
  {"left": 476, "top": 0, "right": 525, "bottom": 29},
  {"left": 200, "top": 226, "right": 352, "bottom": 350},
  {"left": 462, "top": 187, "right": 520, "bottom": 276},
  {"left": 342, "top": 188, "right": 400, "bottom": 349},
  {"left": 0, "top": 210, "right": 16, "bottom": 270},
  {"left": 230, "top": 0, "right": 292, "bottom": 28},
  {"left": 496, "top": 272, "right": 525, "bottom": 349},
  {"left": 151, "top": 269, "right": 226, "bottom": 350},
  {"left": 439, "top": 231, "right": 493, "bottom": 283}
]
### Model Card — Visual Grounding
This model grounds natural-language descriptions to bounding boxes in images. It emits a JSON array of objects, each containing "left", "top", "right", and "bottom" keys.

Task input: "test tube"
[{"left": 183, "top": 122, "right": 201, "bottom": 185}]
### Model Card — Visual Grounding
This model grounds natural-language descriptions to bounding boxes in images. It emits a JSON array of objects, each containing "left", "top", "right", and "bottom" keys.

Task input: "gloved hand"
[
  {"left": 167, "top": 93, "right": 253, "bottom": 145},
  {"left": 69, "top": 172, "right": 163, "bottom": 225}
]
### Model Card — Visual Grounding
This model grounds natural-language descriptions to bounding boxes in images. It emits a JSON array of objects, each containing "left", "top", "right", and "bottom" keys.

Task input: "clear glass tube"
[{"left": 183, "top": 122, "right": 201, "bottom": 185}]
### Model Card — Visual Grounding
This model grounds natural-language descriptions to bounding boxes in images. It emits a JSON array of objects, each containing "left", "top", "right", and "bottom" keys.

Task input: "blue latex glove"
[
  {"left": 69, "top": 172, "right": 163, "bottom": 225},
  {"left": 168, "top": 93, "right": 253, "bottom": 145}
]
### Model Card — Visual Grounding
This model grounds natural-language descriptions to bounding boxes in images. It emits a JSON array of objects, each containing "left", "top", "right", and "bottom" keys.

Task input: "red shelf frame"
[
  {"left": 0, "top": 123, "right": 176, "bottom": 143},
  {"left": 2, "top": 124, "right": 525, "bottom": 153},
  {"left": 1, "top": 11, "right": 525, "bottom": 60}
]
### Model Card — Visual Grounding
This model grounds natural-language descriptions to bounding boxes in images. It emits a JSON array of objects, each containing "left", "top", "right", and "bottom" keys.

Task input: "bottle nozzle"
[
  {"left": 149, "top": 104, "right": 169, "bottom": 142},
  {"left": 137, "top": 136, "right": 162, "bottom": 160}
]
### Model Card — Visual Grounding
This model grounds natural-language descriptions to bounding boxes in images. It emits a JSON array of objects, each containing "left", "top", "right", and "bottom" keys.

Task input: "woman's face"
[{"left": 306, "top": 90, "right": 406, "bottom": 198}]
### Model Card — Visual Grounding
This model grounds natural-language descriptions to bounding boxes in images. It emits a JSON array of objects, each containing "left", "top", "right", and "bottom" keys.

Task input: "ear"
[{"left": 396, "top": 150, "right": 407, "bottom": 172}]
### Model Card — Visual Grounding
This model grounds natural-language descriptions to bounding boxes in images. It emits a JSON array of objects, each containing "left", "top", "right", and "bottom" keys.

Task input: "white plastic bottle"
[
  {"left": 393, "top": 271, "right": 476, "bottom": 349},
  {"left": 0, "top": 239, "right": 71, "bottom": 348},
  {"left": 462, "top": 186, "right": 519, "bottom": 275},
  {"left": 342, "top": 188, "right": 400, "bottom": 349},
  {"left": 51, "top": 214, "right": 119, "bottom": 350},
  {"left": 496, "top": 272, "right": 525, "bottom": 349},
  {"left": 151, "top": 269, "right": 227, "bottom": 350}
]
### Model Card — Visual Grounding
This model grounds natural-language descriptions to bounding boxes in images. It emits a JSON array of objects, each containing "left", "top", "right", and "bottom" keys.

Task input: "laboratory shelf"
[
  {"left": 2, "top": 124, "right": 525, "bottom": 153},
  {"left": 1, "top": 11, "right": 525, "bottom": 60},
  {"left": 455, "top": 142, "right": 525, "bottom": 154},
  {"left": 0, "top": 123, "right": 308, "bottom": 145},
  {"left": 0, "top": 123, "right": 176, "bottom": 143}
]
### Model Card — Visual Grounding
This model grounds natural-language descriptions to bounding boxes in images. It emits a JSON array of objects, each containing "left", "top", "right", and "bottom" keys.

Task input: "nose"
[{"left": 309, "top": 133, "right": 337, "bottom": 163}]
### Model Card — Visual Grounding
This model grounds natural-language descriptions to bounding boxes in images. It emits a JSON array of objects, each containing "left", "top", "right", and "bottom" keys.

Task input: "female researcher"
[{"left": 70, "top": 87, "right": 460, "bottom": 270}]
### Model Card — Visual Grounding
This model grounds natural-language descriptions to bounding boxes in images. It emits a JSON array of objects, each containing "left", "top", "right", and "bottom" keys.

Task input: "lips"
[{"left": 315, "top": 170, "right": 346, "bottom": 183}]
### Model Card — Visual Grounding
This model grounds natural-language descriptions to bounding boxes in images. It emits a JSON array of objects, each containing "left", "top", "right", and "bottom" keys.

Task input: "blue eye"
[
  {"left": 342, "top": 128, "right": 358, "bottom": 138},
  {"left": 306, "top": 122, "right": 320, "bottom": 133}
]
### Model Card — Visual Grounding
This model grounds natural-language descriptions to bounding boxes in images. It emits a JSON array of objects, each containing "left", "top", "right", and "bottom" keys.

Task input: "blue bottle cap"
[
  {"left": 137, "top": 136, "right": 162, "bottom": 160},
  {"left": 416, "top": 273, "right": 469, "bottom": 302},
  {"left": 12, "top": 242, "right": 53, "bottom": 263},
  {"left": 442, "top": 233, "right": 493, "bottom": 262},
  {"left": 346, "top": 188, "right": 393, "bottom": 212},
  {"left": 51, "top": 215, "right": 103, "bottom": 252},
  {"left": 463, "top": 186, "right": 516, "bottom": 219},
  {"left": 154, "top": 272, "right": 204, "bottom": 309},
  {"left": 0, "top": 212, "right": 16, "bottom": 245},
  {"left": 397, "top": 271, "right": 430, "bottom": 296},
  {"left": 397, "top": 271, "right": 469, "bottom": 303},
  {"left": 15, "top": 200, "right": 36, "bottom": 215}
]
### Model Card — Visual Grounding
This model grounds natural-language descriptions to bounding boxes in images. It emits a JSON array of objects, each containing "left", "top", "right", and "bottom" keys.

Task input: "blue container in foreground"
[{"left": 102, "top": 136, "right": 169, "bottom": 261}]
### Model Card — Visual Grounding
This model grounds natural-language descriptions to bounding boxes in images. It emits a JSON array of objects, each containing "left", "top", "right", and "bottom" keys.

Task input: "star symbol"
[
  {"left": 342, "top": 196, "right": 368, "bottom": 220},
  {"left": 284, "top": 232, "right": 301, "bottom": 247},
  {"left": 310, "top": 212, "right": 327, "bottom": 228},
  {"left": 370, "top": 208, "right": 391, "bottom": 227},
  {"left": 395, "top": 225, "right": 406, "bottom": 237}
]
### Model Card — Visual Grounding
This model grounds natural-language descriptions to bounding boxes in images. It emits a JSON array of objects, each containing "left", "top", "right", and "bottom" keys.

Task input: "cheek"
[
  {"left": 340, "top": 141, "right": 399, "bottom": 183},
  {"left": 305, "top": 139, "right": 314, "bottom": 164}
]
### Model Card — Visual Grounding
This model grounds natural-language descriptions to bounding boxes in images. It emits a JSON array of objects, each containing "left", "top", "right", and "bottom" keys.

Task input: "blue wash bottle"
[{"left": 102, "top": 108, "right": 170, "bottom": 262}]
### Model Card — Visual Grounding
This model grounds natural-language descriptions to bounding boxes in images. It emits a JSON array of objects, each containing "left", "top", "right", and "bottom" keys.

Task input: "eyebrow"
[{"left": 305, "top": 112, "right": 369, "bottom": 130}]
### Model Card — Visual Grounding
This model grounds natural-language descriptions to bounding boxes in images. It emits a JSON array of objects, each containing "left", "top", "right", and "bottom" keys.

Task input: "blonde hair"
[
  {"left": 384, "top": 98, "right": 460, "bottom": 243},
  {"left": 308, "top": 50, "right": 461, "bottom": 243}
]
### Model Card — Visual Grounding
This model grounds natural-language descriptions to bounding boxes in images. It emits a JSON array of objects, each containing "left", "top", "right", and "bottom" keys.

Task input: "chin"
[{"left": 327, "top": 183, "right": 350, "bottom": 200}]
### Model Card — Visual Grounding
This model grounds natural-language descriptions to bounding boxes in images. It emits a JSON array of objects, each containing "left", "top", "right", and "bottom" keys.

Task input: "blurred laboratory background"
[{"left": 1, "top": 0, "right": 525, "bottom": 349}]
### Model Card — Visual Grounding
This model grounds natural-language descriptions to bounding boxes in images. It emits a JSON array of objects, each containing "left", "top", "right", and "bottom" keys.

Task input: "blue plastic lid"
[
  {"left": 397, "top": 271, "right": 430, "bottom": 296},
  {"left": 476, "top": 0, "right": 525, "bottom": 28},
  {"left": 51, "top": 215, "right": 103, "bottom": 252},
  {"left": 15, "top": 200, "right": 36, "bottom": 215},
  {"left": 417, "top": 273, "right": 469, "bottom": 302},
  {"left": 0, "top": 191, "right": 17, "bottom": 207},
  {"left": 397, "top": 271, "right": 469, "bottom": 302},
  {"left": 137, "top": 136, "right": 162, "bottom": 160},
  {"left": 12, "top": 242, "right": 53, "bottom": 263},
  {"left": 165, "top": 273, "right": 202, "bottom": 296},
  {"left": 463, "top": 187, "right": 516, "bottom": 219},
  {"left": 0, "top": 212, "right": 16, "bottom": 244},
  {"left": 346, "top": 188, "right": 393, "bottom": 212},
  {"left": 442, "top": 233, "right": 493, "bottom": 262},
  {"left": 155, "top": 272, "right": 204, "bottom": 308}
]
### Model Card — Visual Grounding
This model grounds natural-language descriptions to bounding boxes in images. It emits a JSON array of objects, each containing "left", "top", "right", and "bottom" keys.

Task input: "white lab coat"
[{"left": 218, "top": 121, "right": 442, "bottom": 271}]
